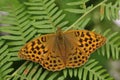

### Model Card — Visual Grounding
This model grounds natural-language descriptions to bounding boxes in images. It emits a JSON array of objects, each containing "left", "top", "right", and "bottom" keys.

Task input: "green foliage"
[
  {"left": 0, "top": 0, "right": 120, "bottom": 80},
  {"left": 62, "top": 59, "right": 113, "bottom": 80},
  {"left": 97, "top": 29, "right": 120, "bottom": 59},
  {"left": 0, "top": 39, "right": 14, "bottom": 80},
  {"left": 65, "top": 0, "right": 120, "bottom": 20},
  {"left": 65, "top": 0, "right": 93, "bottom": 14}
]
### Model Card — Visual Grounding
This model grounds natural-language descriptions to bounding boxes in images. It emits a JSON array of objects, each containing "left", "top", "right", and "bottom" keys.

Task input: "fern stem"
[
  {"left": 65, "top": 0, "right": 107, "bottom": 31},
  {"left": 7, "top": 61, "right": 29, "bottom": 80}
]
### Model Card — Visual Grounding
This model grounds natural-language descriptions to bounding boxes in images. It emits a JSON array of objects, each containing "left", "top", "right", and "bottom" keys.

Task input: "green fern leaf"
[
  {"left": 0, "top": 40, "right": 14, "bottom": 80},
  {"left": 97, "top": 29, "right": 120, "bottom": 59}
]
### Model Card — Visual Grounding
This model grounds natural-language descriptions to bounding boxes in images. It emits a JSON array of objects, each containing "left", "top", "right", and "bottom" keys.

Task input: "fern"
[
  {"left": 60, "top": 59, "right": 113, "bottom": 80},
  {"left": 65, "top": 0, "right": 120, "bottom": 20},
  {"left": 0, "top": 39, "right": 14, "bottom": 80},
  {"left": 100, "top": 1, "right": 120, "bottom": 20},
  {"left": 24, "top": 0, "right": 68, "bottom": 33},
  {"left": 0, "top": 0, "right": 120, "bottom": 80},
  {"left": 7, "top": 61, "right": 61, "bottom": 80},
  {"left": 97, "top": 29, "right": 120, "bottom": 59},
  {"left": 65, "top": 0, "right": 93, "bottom": 14}
]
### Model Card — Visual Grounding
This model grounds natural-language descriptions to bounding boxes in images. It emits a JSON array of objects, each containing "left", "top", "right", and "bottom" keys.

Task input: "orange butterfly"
[{"left": 18, "top": 28, "right": 106, "bottom": 71}]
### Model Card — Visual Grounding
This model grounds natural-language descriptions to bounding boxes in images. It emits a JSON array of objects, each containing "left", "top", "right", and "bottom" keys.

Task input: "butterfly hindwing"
[
  {"left": 66, "top": 47, "right": 90, "bottom": 68},
  {"left": 41, "top": 51, "right": 65, "bottom": 71}
]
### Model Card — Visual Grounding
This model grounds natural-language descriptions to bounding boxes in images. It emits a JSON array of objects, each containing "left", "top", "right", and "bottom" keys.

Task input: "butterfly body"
[
  {"left": 18, "top": 28, "right": 106, "bottom": 71},
  {"left": 55, "top": 28, "right": 67, "bottom": 64}
]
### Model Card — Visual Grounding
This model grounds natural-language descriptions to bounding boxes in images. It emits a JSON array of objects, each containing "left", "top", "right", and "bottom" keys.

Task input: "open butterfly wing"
[
  {"left": 18, "top": 34, "right": 65, "bottom": 71},
  {"left": 64, "top": 30, "right": 106, "bottom": 68}
]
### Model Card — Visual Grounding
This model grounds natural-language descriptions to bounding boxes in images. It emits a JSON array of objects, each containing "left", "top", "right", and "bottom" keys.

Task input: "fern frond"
[
  {"left": 100, "top": 1, "right": 120, "bottom": 20},
  {"left": 97, "top": 29, "right": 120, "bottom": 59},
  {"left": 62, "top": 59, "right": 113, "bottom": 80},
  {"left": 24, "top": 0, "right": 68, "bottom": 33},
  {"left": 0, "top": 39, "right": 14, "bottom": 80},
  {"left": 65, "top": 0, "right": 93, "bottom": 14},
  {"left": 65, "top": 0, "right": 107, "bottom": 31},
  {"left": 0, "top": 4, "right": 36, "bottom": 50},
  {"left": 65, "top": 0, "right": 120, "bottom": 20},
  {"left": 7, "top": 61, "right": 61, "bottom": 80},
  {"left": 65, "top": 17, "right": 91, "bottom": 31}
]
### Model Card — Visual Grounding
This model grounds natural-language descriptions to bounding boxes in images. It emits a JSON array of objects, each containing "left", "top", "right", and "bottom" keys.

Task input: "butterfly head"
[{"left": 56, "top": 27, "right": 64, "bottom": 40}]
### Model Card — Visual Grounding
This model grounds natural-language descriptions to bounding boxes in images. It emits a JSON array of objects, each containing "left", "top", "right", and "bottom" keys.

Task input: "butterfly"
[{"left": 18, "top": 28, "right": 106, "bottom": 71}]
